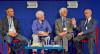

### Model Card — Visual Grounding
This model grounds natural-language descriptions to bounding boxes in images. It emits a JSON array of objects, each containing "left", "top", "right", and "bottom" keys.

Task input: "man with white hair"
[
  {"left": 32, "top": 10, "right": 52, "bottom": 53},
  {"left": 54, "top": 8, "right": 74, "bottom": 54},
  {"left": 72, "top": 9, "right": 98, "bottom": 54}
]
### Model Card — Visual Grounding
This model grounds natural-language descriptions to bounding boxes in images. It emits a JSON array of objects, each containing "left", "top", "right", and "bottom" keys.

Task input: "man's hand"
[
  {"left": 43, "top": 32, "right": 49, "bottom": 36},
  {"left": 14, "top": 33, "right": 18, "bottom": 36},
  {"left": 58, "top": 32, "right": 67, "bottom": 36},
  {"left": 38, "top": 32, "right": 49, "bottom": 36},
  {"left": 8, "top": 33, "right": 18, "bottom": 37},
  {"left": 72, "top": 18, "right": 76, "bottom": 27},
  {"left": 38, "top": 32, "right": 43, "bottom": 35},
  {"left": 78, "top": 32, "right": 83, "bottom": 36}
]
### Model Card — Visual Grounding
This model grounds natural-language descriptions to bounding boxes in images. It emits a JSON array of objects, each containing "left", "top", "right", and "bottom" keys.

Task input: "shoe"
[
  {"left": 50, "top": 51, "right": 58, "bottom": 54},
  {"left": 64, "top": 51, "right": 68, "bottom": 54}
]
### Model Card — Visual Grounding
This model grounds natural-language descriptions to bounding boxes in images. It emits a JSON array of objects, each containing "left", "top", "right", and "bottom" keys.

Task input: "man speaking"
[{"left": 72, "top": 9, "right": 98, "bottom": 54}]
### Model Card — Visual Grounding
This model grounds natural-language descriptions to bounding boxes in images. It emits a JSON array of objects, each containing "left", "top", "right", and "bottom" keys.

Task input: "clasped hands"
[
  {"left": 38, "top": 31, "right": 49, "bottom": 36},
  {"left": 58, "top": 32, "right": 67, "bottom": 37},
  {"left": 7, "top": 32, "right": 18, "bottom": 37}
]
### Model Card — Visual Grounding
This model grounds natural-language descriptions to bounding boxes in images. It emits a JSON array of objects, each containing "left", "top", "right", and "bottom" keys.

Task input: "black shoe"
[
  {"left": 64, "top": 51, "right": 68, "bottom": 54},
  {"left": 78, "top": 50, "right": 83, "bottom": 54},
  {"left": 11, "top": 51, "right": 17, "bottom": 54},
  {"left": 63, "top": 49, "right": 68, "bottom": 54},
  {"left": 50, "top": 51, "right": 58, "bottom": 54}
]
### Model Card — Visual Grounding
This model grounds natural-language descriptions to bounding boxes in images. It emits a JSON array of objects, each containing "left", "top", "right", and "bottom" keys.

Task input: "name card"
[
  {"left": 27, "top": 1, "right": 38, "bottom": 8},
  {"left": 67, "top": 1, "right": 78, "bottom": 8}
]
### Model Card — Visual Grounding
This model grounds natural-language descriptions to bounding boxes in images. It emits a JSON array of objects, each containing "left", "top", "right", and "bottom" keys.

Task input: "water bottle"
[
  {"left": 60, "top": 40, "right": 63, "bottom": 46},
  {"left": 28, "top": 40, "right": 31, "bottom": 47},
  {"left": 51, "top": 40, "right": 55, "bottom": 46},
  {"left": 47, "top": 39, "right": 49, "bottom": 45}
]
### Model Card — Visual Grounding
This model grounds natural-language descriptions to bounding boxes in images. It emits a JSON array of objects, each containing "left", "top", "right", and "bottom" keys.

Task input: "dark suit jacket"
[
  {"left": 76, "top": 18, "right": 98, "bottom": 40},
  {"left": 55, "top": 18, "right": 74, "bottom": 35},
  {"left": 0, "top": 17, "right": 21, "bottom": 37}
]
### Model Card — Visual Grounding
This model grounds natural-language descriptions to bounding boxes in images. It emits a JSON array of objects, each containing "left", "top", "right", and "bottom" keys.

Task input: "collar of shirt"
[
  {"left": 61, "top": 17, "right": 66, "bottom": 25},
  {"left": 7, "top": 16, "right": 13, "bottom": 20},
  {"left": 61, "top": 17, "right": 66, "bottom": 22},
  {"left": 61, "top": 17, "right": 66, "bottom": 20},
  {"left": 37, "top": 19, "right": 44, "bottom": 25},
  {"left": 86, "top": 17, "right": 91, "bottom": 23},
  {"left": 7, "top": 16, "right": 13, "bottom": 25}
]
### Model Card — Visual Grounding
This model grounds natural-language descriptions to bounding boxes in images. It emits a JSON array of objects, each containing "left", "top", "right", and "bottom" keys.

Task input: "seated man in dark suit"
[
  {"left": 72, "top": 9, "right": 98, "bottom": 54},
  {"left": 0, "top": 8, "right": 28, "bottom": 54}
]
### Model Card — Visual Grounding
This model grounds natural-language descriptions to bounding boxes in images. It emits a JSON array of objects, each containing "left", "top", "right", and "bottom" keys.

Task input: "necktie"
[
  {"left": 82, "top": 19, "right": 88, "bottom": 31},
  {"left": 63, "top": 18, "right": 66, "bottom": 27},
  {"left": 85, "top": 19, "right": 88, "bottom": 28}
]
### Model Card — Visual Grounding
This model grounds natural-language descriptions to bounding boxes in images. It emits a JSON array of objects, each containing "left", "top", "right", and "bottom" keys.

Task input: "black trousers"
[{"left": 73, "top": 34, "right": 95, "bottom": 54}]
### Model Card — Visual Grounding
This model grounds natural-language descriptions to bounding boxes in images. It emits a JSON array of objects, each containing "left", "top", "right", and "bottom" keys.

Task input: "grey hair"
[
  {"left": 35, "top": 10, "right": 44, "bottom": 19},
  {"left": 59, "top": 7, "right": 68, "bottom": 16},
  {"left": 84, "top": 9, "right": 92, "bottom": 14}
]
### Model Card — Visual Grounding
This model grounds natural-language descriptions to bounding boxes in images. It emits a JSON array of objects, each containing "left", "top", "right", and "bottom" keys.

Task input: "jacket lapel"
[
  {"left": 13, "top": 18, "right": 16, "bottom": 29},
  {"left": 66, "top": 18, "right": 69, "bottom": 27},
  {"left": 5, "top": 17, "right": 9, "bottom": 32},
  {"left": 6, "top": 17, "right": 16, "bottom": 30},
  {"left": 58, "top": 19, "right": 63, "bottom": 31},
  {"left": 88, "top": 18, "right": 92, "bottom": 24},
  {"left": 6, "top": 17, "right": 9, "bottom": 27},
  {"left": 83, "top": 19, "right": 86, "bottom": 26}
]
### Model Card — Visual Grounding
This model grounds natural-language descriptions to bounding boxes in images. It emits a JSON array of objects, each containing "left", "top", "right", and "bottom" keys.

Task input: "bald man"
[{"left": 72, "top": 9, "right": 98, "bottom": 54}]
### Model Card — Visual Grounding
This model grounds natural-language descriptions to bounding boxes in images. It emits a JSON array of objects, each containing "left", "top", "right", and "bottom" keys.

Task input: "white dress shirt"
[
  {"left": 8, "top": 17, "right": 16, "bottom": 33},
  {"left": 85, "top": 17, "right": 91, "bottom": 30}
]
